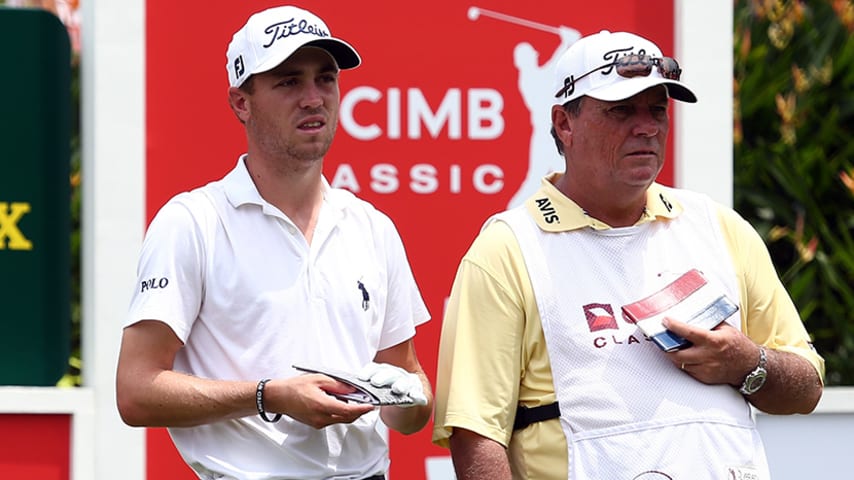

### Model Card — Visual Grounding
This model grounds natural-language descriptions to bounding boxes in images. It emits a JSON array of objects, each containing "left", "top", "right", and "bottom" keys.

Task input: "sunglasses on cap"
[{"left": 555, "top": 54, "right": 683, "bottom": 99}]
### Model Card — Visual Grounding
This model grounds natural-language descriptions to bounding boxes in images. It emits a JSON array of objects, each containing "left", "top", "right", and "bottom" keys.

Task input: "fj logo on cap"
[
  {"left": 262, "top": 18, "right": 330, "bottom": 49},
  {"left": 234, "top": 56, "right": 245, "bottom": 79}
]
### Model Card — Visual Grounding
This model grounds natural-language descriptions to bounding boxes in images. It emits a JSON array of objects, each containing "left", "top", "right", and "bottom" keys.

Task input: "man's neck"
[
  {"left": 554, "top": 174, "right": 648, "bottom": 228},
  {"left": 244, "top": 154, "right": 325, "bottom": 243}
]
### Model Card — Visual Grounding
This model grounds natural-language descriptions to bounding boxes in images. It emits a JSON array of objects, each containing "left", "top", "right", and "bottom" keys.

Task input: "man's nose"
[
  {"left": 300, "top": 84, "right": 324, "bottom": 109},
  {"left": 633, "top": 111, "right": 661, "bottom": 137}
]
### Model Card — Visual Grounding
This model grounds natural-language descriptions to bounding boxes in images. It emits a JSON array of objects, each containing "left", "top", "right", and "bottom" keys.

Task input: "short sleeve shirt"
[
  {"left": 126, "top": 157, "right": 430, "bottom": 479},
  {"left": 431, "top": 176, "right": 824, "bottom": 479}
]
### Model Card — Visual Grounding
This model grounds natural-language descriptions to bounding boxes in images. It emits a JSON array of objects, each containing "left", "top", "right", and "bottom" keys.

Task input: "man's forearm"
[
  {"left": 380, "top": 371, "right": 433, "bottom": 434},
  {"left": 747, "top": 348, "right": 823, "bottom": 414},
  {"left": 449, "top": 428, "right": 512, "bottom": 480},
  {"left": 118, "top": 370, "right": 257, "bottom": 427}
]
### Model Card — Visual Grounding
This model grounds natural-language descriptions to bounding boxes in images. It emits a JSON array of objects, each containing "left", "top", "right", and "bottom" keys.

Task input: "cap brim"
[
  {"left": 248, "top": 37, "right": 361, "bottom": 82},
  {"left": 587, "top": 77, "right": 697, "bottom": 103},
  {"left": 304, "top": 38, "right": 361, "bottom": 70}
]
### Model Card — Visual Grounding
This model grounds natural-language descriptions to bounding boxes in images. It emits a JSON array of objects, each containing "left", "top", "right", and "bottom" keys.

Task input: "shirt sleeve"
[
  {"left": 716, "top": 205, "right": 825, "bottom": 381},
  {"left": 432, "top": 221, "right": 529, "bottom": 448},
  {"left": 375, "top": 211, "right": 431, "bottom": 350},
  {"left": 125, "top": 193, "right": 208, "bottom": 342}
]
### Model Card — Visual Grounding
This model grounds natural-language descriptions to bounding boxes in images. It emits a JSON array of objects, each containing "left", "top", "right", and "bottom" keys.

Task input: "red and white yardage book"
[{"left": 621, "top": 269, "right": 739, "bottom": 351}]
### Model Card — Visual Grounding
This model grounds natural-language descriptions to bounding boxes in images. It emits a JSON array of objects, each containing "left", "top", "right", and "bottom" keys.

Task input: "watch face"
[{"left": 743, "top": 369, "right": 767, "bottom": 394}]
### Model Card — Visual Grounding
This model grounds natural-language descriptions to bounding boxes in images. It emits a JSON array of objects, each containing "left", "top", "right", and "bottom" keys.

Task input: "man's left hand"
[
  {"left": 357, "top": 362, "right": 428, "bottom": 406},
  {"left": 662, "top": 317, "right": 757, "bottom": 386}
]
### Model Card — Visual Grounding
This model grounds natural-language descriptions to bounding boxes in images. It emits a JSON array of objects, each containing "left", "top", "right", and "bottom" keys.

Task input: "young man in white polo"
[{"left": 117, "top": 6, "right": 432, "bottom": 479}]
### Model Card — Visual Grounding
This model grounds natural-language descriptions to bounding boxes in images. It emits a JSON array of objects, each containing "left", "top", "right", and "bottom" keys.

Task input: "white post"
[
  {"left": 81, "top": 0, "right": 147, "bottom": 478},
  {"left": 674, "top": 0, "right": 734, "bottom": 206}
]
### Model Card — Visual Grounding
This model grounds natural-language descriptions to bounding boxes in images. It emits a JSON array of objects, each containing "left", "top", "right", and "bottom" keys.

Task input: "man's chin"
[
  {"left": 290, "top": 142, "right": 332, "bottom": 162},
  {"left": 626, "top": 166, "right": 662, "bottom": 185}
]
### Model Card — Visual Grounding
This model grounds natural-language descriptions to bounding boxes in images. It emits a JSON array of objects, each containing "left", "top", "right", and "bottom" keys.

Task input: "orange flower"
[
  {"left": 840, "top": 170, "right": 854, "bottom": 196},
  {"left": 833, "top": 0, "right": 854, "bottom": 32}
]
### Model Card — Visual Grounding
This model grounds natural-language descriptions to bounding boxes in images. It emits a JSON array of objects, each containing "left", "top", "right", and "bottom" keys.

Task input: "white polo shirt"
[{"left": 126, "top": 156, "right": 430, "bottom": 479}]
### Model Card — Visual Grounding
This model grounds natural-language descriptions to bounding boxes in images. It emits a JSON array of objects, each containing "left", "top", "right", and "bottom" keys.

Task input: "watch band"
[
  {"left": 738, "top": 346, "right": 768, "bottom": 395},
  {"left": 755, "top": 345, "right": 767, "bottom": 370}
]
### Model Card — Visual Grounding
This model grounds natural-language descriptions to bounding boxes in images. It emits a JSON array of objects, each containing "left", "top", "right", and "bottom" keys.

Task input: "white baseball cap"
[
  {"left": 552, "top": 30, "right": 697, "bottom": 104},
  {"left": 226, "top": 5, "right": 361, "bottom": 88}
]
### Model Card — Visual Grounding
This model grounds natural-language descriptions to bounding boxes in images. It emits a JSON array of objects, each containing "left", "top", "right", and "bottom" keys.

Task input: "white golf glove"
[{"left": 357, "top": 362, "right": 428, "bottom": 406}]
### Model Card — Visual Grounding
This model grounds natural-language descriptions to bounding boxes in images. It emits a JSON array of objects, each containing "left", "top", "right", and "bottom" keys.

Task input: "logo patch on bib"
[{"left": 727, "top": 465, "right": 763, "bottom": 480}]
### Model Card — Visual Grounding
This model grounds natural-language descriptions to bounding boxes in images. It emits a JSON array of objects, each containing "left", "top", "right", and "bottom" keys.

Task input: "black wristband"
[{"left": 255, "top": 378, "right": 282, "bottom": 423}]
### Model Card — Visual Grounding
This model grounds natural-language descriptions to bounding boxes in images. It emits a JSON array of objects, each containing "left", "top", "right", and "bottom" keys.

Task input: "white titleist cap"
[
  {"left": 552, "top": 30, "right": 697, "bottom": 104},
  {"left": 226, "top": 5, "right": 361, "bottom": 88}
]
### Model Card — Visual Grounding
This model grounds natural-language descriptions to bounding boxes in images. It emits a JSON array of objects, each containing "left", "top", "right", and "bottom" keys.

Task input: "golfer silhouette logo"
[{"left": 468, "top": 6, "right": 580, "bottom": 208}]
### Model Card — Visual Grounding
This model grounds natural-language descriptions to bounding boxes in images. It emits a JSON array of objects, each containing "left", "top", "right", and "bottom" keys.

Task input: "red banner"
[{"left": 146, "top": 1, "right": 676, "bottom": 477}]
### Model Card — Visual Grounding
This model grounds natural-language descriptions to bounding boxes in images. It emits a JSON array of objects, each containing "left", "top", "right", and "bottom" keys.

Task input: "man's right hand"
[{"left": 265, "top": 375, "right": 375, "bottom": 429}]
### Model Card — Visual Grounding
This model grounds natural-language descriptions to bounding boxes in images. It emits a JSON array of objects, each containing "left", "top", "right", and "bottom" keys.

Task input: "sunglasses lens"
[
  {"left": 658, "top": 58, "right": 681, "bottom": 80},
  {"left": 556, "top": 55, "right": 683, "bottom": 98},
  {"left": 616, "top": 55, "right": 682, "bottom": 81},
  {"left": 615, "top": 55, "right": 653, "bottom": 78}
]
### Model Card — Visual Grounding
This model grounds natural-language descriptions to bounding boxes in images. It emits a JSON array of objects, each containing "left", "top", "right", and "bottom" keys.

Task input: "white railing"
[
  {"left": 422, "top": 387, "right": 854, "bottom": 479},
  {"left": 2, "top": 385, "right": 850, "bottom": 479}
]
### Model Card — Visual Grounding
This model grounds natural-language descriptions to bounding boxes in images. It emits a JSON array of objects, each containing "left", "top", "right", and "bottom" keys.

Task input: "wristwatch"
[{"left": 738, "top": 346, "right": 768, "bottom": 395}]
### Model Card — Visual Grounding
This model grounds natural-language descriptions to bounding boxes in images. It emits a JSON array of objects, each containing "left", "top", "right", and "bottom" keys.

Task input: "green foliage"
[
  {"left": 734, "top": 0, "right": 854, "bottom": 385},
  {"left": 62, "top": 56, "right": 82, "bottom": 387}
]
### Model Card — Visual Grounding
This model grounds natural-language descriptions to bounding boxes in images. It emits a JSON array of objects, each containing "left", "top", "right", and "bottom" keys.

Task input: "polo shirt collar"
[
  {"left": 222, "top": 155, "right": 339, "bottom": 213},
  {"left": 523, "top": 173, "right": 683, "bottom": 232},
  {"left": 222, "top": 156, "right": 263, "bottom": 208}
]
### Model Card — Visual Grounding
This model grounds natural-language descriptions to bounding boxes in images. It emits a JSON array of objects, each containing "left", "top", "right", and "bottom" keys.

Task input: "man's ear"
[
  {"left": 228, "top": 86, "right": 250, "bottom": 123},
  {"left": 551, "top": 104, "right": 572, "bottom": 146}
]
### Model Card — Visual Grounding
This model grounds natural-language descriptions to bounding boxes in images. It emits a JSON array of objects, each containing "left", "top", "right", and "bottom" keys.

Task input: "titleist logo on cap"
[
  {"left": 227, "top": 6, "right": 361, "bottom": 88},
  {"left": 595, "top": 47, "right": 644, "bottom": 75},
  {"left": 261, "top": 18, "right": 330, "bottom": 49}
]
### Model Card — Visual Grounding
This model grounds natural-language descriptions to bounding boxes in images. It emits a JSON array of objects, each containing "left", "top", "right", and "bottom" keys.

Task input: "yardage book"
[
  {"left": 292, "top": 365, "right": 416, "bottom": 406},
  {"left": 621, "top": 269, "right": 739, "bottom": 352}
]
